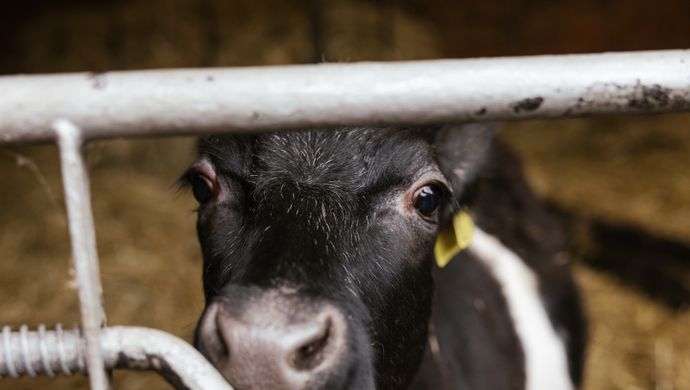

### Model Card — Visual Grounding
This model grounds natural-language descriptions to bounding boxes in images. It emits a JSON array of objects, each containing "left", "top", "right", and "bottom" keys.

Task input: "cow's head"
[{"left": 184, "top": 125, "right": 492, "bottom": 389}]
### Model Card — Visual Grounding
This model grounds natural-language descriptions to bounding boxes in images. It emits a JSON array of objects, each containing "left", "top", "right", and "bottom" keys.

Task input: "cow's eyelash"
[{"left": 176, "top": 169, "right": 194, "bottom": 189}]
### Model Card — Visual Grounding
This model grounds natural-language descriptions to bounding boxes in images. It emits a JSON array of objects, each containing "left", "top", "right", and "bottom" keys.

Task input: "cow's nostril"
[
  {"left": 287, "top": 308, "right": 348, "bottom": 376},
  {"left": 198, "top": 301, "right": 229, "bottom": 363},
  {"left": 290, "top": 318, "right": 331, "bottom": 371}
]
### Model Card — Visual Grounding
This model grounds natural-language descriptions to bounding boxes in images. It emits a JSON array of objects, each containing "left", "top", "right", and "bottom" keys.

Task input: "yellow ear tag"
[{"left": 434, "top": 210, "right": 474, "bottom": 268}]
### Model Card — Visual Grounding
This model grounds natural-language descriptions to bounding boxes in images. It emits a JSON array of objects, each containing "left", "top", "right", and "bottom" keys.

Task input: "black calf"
[{"left": 182, "top": 125, "right": 586, "bottom": 390}]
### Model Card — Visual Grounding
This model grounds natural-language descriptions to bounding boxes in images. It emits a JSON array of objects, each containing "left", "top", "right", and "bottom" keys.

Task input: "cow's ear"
[{"left": 434, "top": 123, "right": 495, "bottom": 199}]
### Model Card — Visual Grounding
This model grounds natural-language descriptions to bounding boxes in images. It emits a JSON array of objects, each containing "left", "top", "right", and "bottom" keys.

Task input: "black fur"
[
  {"left": 186, "top": 125, "right": 586, "bottom": 389},
  {"left": 411, "top": 137, "right": 587, "bottom": 389}
]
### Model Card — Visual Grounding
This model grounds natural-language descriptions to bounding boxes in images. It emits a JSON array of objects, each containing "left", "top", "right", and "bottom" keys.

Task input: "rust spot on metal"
[
  {"left": 567, "top": 81, "right": 690, "bottom": 116},
  {"left": 146, "top": 354, "right": 190, "bottom": 390},
  {"left": 87, "top": 72, "right": 108, "bottom": 90},
  {"left": 627, "top": 84, "right": 671, "bottom": 110},
  {"left": 511, "top": 97, "right": 544, "bottom": 113},
  {"left": 114, "top": 352, "right": 191, "bottom": 390}
]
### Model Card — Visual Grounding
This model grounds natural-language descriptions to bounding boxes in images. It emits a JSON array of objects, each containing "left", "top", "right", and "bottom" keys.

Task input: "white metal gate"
[{"left": 1, "top": 49, "right": 689, "bottom": 389}]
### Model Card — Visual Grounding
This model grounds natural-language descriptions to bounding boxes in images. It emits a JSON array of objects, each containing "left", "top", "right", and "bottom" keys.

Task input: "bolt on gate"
[{"left": 1, "top": 49, "right": 689, "bottom": 389}]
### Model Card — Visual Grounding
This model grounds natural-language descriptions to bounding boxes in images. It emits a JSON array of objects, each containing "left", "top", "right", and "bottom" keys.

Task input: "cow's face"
[{"left": 185, "top": 126, "right": 491, "bottom": 389}]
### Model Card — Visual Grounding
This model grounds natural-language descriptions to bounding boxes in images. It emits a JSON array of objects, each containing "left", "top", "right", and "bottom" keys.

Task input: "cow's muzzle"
[{"left": 196, "top": 290, "right": 351, "bottom": 390}]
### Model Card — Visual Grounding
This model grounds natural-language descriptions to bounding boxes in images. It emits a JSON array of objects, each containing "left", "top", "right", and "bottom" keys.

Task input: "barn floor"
[
  {"left": 0, "top": 1, "right": 688, "bottom": 389},
  {"left": 501, "top": 116, "right": 690, "bottom": 390}
]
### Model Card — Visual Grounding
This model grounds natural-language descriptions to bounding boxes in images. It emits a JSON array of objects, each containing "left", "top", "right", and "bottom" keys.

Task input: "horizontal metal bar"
[
  {"left": 1, "top": 49, "right": 689, "bottom": 144},
  {"left": 0, "top": 325, "right": 232, "bottom": 390}
]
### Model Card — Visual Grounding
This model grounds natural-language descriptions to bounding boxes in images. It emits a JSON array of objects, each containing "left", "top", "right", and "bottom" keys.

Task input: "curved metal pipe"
[{"left": 101, "top": 326, "right": 232, "bottom": 390}]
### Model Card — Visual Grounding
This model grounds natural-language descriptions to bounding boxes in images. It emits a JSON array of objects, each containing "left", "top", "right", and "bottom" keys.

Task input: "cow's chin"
[{"left": 194, "top": 287, "right": 377, "bottom": 390}]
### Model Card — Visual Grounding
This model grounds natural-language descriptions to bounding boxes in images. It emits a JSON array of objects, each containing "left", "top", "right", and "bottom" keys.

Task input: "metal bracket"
[{"left": 0, "top": 325, "right": 232, "bottom": 390}]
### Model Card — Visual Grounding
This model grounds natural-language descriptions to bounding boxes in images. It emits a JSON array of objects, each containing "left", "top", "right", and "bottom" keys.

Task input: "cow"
[{"left": 181, "top": 124, "right": 587, "bottom": 390}]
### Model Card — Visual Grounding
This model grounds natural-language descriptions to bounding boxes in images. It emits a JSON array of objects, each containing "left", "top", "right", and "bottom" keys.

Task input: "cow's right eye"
[{"left": 192, "top": 174, "right": 215, "bottom": 203}]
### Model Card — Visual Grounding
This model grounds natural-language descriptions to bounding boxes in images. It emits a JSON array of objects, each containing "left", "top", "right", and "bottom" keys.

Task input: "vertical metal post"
[{"left": 54, "top": 119, "right": 110, "bottom": 390}]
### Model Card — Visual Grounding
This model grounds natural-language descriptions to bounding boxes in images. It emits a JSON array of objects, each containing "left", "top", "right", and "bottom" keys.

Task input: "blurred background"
[{"left": 0, "top": 0, "right": 688, "bottom": 389}]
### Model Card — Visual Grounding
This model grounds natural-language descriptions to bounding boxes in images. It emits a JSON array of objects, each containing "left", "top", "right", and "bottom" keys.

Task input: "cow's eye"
[
  {"left": 413, "top": 185, "right": 442, "bottom": 217},
  {"left": 192, "top": 174, "right": 215, "bottom": 203}
]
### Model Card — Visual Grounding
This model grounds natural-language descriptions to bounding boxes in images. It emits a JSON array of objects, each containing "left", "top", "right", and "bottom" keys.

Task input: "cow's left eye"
[
  {"left": 192, "top": 174, "right": 215, "bottom": 203},
  {"left": 413, "top": 185, "right": 442, "bottom": 217}
]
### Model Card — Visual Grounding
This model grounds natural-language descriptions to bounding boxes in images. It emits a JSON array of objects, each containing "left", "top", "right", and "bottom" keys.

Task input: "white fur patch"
[{"left": 468, "top": 227, "right": 573, "bottom": 390}]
